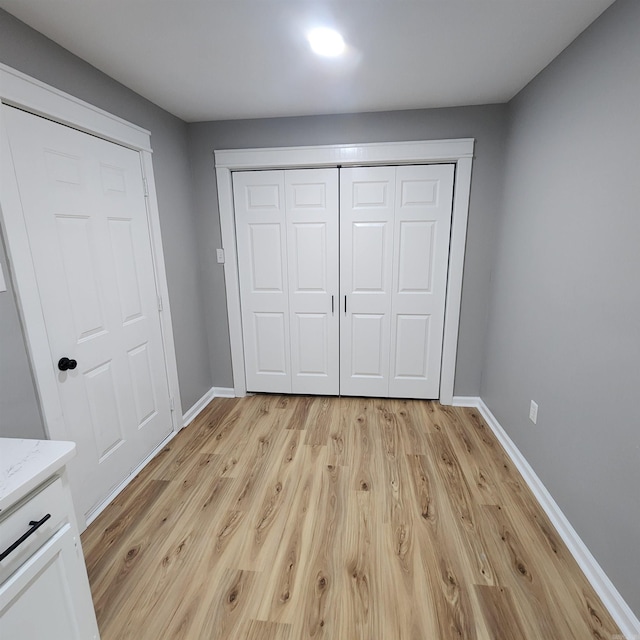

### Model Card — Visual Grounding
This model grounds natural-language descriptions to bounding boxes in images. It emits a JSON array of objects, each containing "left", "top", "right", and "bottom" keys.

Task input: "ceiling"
[{"left": 0, "top": 0, "right": 616, "bottom": 123}]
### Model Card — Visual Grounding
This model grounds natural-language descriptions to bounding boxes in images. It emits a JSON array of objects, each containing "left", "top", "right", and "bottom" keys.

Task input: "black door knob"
[{"left": 58, "top": 357, "right": 78, "bottom": 372}]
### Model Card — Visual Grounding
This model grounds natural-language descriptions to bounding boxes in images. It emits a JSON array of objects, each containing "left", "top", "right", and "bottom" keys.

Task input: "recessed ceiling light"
[{"left": 307, "top": 28, "right": 345, "bottom": 57}]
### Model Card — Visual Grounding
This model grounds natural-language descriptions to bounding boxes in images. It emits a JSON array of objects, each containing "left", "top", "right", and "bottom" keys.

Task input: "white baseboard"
[
  {"left": 213, "top": 386, "right": 235, "bottom": 398},
  {"left": 182, "top": 387, "right": 216, "bottom": 427},
  {"left": 83, "top": 429, "right": 177, "bottom": 530},
  {"left": 451, "top": 396, "right": 479, "bottom": 407},
  {"left": 182, "top": 387, "right": 236, "bottom": 426},
  {"left": 452, "top": 396, "right": 640, "bottom": 638}
]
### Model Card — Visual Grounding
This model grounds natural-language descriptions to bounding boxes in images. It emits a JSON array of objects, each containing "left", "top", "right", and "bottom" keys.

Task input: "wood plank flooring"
[{"left": 81, "top": 396, "right": 621, "bottom": 639}]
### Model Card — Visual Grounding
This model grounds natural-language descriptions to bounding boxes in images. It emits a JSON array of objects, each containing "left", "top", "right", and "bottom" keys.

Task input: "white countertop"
[{"left": 0, "top": 438, "right": 76, "bottom": 513}]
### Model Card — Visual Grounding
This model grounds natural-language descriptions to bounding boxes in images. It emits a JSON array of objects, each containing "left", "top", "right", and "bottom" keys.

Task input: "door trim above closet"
[
  {"left": 215, "top": 138, "right": 474, "bottom": 404},
  {"left": 0, "top": 62, "right": 183, "bottom": 441}
]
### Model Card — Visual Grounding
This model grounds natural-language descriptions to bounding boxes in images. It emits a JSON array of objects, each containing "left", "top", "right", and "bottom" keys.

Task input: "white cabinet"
[
  {"left": 233, "top": 164, "right": 454, "bottom": 400},
  {"left": 1, "top": 523, "right": 98, "bottom": 639},
  {"left": 0, "top": 440, "right": 100, "bottom": 640}
]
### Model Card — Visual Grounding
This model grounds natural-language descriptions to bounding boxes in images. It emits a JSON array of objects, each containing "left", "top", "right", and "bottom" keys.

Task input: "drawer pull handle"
[{"left": 0, "top": 513, "right": 51, "bottom": 561}]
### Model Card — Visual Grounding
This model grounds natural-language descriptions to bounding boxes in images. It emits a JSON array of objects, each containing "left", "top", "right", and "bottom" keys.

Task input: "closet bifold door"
[
  {"left": 340, "top": 166, "right": 396, "bottom": 397},
  {"left": 235, "top": 164, "right": 453, "bottom": 398},
  {"left": 233, "top": 169, "right": 339, "bottom": 395},
  {"left": 285, "top": 169, "right": 339, "bottom": 395},
  {"left": 340, "top": 164, "right": 455, "bottom": 399},
  {"left": 389, "top": 164, "right": 455, "bottom": 399},
  {"left": 234, "top": 170, "right": 291, "bottom": 393}
]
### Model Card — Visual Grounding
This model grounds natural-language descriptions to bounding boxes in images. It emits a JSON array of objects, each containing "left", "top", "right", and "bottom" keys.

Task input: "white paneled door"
[
  {"left": 285, "top": 170, "right": 339, "bottom": 394},
  {"left": 389, "top": 164, "right": 455, "bottom": 398},
  {"left": 234, "top": 169, "right": 339, "bottom": 395},
  {"left": 234, "top": 171, "right": 290, "bottom": 393},
  {"left": 339, "top": 166, "right": 396, "bottom": 397},
  {"left": 234, "top": 164, "right": 454, "bottom": 399},
  {"left": 4, "top": 107, "right": 173, "bottom": 519}
]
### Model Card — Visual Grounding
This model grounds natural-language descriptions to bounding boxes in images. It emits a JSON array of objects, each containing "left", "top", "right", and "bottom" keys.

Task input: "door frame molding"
[
  {"left": 0, "top": 62, "right": 183, "bottom": 441},
  {"left": 215, "top": 138, "right": 474, "bottom": 404}
]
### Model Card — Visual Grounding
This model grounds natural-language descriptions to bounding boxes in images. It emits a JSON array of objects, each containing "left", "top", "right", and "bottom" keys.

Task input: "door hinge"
[
  {"left": 169, "top": 397, "right": 175, "bottom": 412},
  {"left": 143, "top": 177, "right": 149, "bottom": 197},
  {"left": 157, "top": 294, "right": 163, "bottom": 312}
]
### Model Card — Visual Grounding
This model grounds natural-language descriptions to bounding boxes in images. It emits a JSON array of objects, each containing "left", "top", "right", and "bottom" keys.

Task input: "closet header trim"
[{"left": 214, "top": 138, "right": 474, "bottom": 170}]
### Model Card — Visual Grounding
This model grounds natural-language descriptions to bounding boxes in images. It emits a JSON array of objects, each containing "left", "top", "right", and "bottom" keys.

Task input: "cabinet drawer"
[{"left": 0, "top": 477, "right": 68, "bottom": 585}]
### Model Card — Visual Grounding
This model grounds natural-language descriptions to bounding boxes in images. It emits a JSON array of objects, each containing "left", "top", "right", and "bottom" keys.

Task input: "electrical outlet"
[
  {"left": 529, "top": 400, "right": 538, "bottom": 424},
  {"left": 216, "top": 248, "right": 225, "bottom": 264}
]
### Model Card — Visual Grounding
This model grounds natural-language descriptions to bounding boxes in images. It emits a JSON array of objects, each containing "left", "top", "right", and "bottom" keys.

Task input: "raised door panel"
[
  {"left": 350, "top": 314, "right": 386, "bottom": 378},
  {"left": 83, "top": 360, "right": 124, "bottom": 460},
  {"left": 339, "top": 166, "right": 396, "bottom": 397},
  {"left": 253, "top": 312, "right": 288, "bottom": 375},
  {"left": 351, "top": 222, "right": 388, "bottom": 292},
  {"left": 233, "top": 170, "right": 291, "bottom": 393},
  {"left": 248, "top": 223, "right": 285, "bottom": 292},
  {"left": 389, "top": 164, "right": 455, "bottom": 398},
  {"left": 294, "top": 312, "right": 330, "bottom": 373},
  {"left": 4, "top": 107, "right": 173, "bottom": 519},
  {"left": 285, "top": 169, "right": 339, "bottom": 395}
]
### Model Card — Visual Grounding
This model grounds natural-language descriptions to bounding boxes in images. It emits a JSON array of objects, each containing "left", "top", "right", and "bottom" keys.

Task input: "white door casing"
[
  {"left": 0, "top": 63, "right": 182, "bottom": 528},
  {"left": 215, "top": 140, "right": 474, "bottom": 403},
  {"left": 3, "top": 106, "right": 173, "bottom": 519},
  {"left": 233, "top": 168, "right": 340, "bottom": 395}
]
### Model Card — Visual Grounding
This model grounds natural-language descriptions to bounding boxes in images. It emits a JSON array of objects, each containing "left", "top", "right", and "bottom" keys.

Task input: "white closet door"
[
  {"left": 389, "top": 165, "right": 455, "bottom": 398},
  {"left": 235, "top": 165, "right": 455, "bottom": 399},
  {"left": 4, "top": 107, "right": 173, "bottom": 519},
  {"left": 234, "top": 171, "right": 291, "bottom": 393},
  {"left": 285, "top": 169, "right": 339, "bottom": 395},
  {"left": 339, "top": 166, "right": 396, "bottom": 397}
]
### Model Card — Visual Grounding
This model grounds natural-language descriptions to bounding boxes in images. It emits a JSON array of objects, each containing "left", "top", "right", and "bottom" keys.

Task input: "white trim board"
[
  {"left": 0, "top": 63, "right": 151, "bottom": 151},
  {"left": 215, "top": 138, "right": 473, "bottom": 169},
  {"left": 215, "top": 139, "right": 474, "bottom": 404},
  {"left": 452, "top": 396, "right": 640, "bottom": 638}
]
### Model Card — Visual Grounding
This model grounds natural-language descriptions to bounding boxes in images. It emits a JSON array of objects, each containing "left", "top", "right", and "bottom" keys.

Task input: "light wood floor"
[{"left": 82, "top": 395, "right": 620, "bottom": 639}]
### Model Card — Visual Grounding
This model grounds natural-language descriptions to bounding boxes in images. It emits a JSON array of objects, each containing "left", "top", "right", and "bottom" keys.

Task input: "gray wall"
[
  {"left": 481, "top": 0, "right": 640, "bottom": 616},
  {"left": 0, "top": 237, "right": 44, "bottom": 438},
  {"left": 0, "top": 9, "right": 212, "bottom": 437},
  {"left": 189, "top": 106, "right": 508, "bottom": 394}
]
